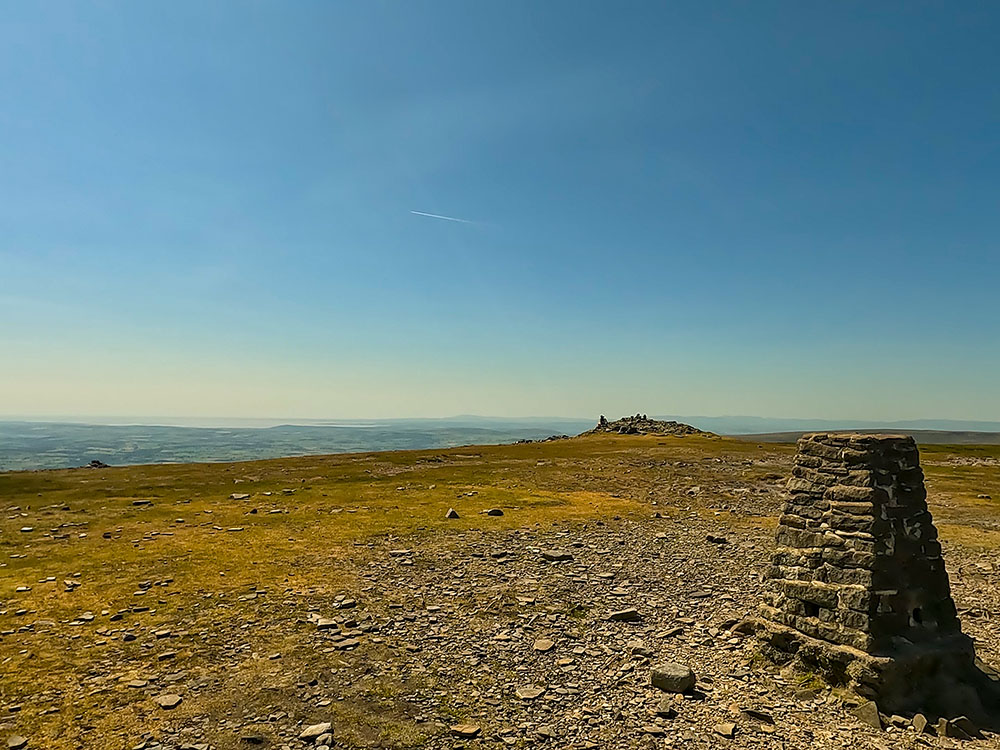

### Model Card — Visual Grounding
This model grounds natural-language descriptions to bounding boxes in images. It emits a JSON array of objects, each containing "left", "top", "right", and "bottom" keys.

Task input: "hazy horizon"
[
  {"left": 4, "top": 412, "right": 1000, "bottom": 432},
  {"left": 4, "top": 412, "right": 999, "bottom": 472}
]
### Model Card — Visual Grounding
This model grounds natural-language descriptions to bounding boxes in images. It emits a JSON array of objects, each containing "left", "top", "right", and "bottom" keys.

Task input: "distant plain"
[{"left": 3, "top": 417, "right": 1000, "bottom": 472}]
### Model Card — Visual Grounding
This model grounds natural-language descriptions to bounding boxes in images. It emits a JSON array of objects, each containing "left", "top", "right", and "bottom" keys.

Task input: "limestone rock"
[
  {"left": 515, "top": 685, "right": 544, "bottom": 700},
  {"left": 154, "top": 694, "right": 183, "bottom": 710},
  {"left": 655, "top": 697, "right": 677, "bottom": 718},
  {"left": 851, "top": 700, "right": 882, "bottom": 730},
  {"left": 714, "top": 722, "right": 737, "bottom": 738},
  {"left": 650, "top": 662, "right": 695, "bottom": 693},
  {"left": 607, "top": 608, "right": 641, "bottom": 622},
  {"left": 299, "top": 722, "right": 333, "bottom": 741},
  {"left": 449, "top": 724, "right": 481, "bottom": 739},
  {"left": 937, "top": 716, "right": 979, "bottom": 740},
  {"left": 541, "top": 550, "right": 572, "bottom": 562}
]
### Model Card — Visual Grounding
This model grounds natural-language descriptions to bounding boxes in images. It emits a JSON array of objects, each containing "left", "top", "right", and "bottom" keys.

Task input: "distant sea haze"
[{"left": 1, "top": 415, "right": 999, "bottom": 472}]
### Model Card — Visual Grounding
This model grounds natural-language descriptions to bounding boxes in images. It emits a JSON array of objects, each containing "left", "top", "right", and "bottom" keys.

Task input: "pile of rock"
[
  {"left": 742, "top": 432, "right": 1000, "bottom": 727},
  {"left": 582, "top": 414, "right": 707, "bottom": 437}
]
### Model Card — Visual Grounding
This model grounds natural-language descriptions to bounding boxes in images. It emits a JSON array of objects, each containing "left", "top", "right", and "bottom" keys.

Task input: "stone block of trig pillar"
[{"left": 740, "top": 433, "right": 1000, "bottom": 723}]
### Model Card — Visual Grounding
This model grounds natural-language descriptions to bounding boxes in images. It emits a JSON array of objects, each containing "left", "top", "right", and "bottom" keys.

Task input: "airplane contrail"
[{"left": 409, "top": 210, "right": 474, "bottom": 224}]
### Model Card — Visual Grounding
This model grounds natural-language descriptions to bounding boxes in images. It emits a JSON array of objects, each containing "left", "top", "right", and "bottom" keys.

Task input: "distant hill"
[
  {"left": 734, "top": 429, "right": 1000, "bottom": 445},
  {"left": 656, "top": 415, "right": 1000, "bottom": 435},
  {"left": 0, "top": 417, "right": 596, "bottom": 472}
]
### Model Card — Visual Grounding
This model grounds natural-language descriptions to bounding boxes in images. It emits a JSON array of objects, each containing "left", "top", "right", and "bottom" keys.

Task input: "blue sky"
[{"left": 1, "top": 1, "right": 998, "bottom": 420}]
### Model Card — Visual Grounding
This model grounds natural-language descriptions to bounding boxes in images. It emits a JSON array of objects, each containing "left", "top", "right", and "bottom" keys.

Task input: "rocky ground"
[{"left": 2, "top": 436, "right": 1000, "bottom": 749}]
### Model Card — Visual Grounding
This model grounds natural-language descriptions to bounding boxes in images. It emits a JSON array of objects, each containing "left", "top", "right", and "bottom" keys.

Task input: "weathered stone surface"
[
  {"left": 540, "top": 549, "right": 573, "bottom": 562},
  {"left": 449, "top": 724, "right": 481, "bottom": 739},
  {"left": 154, "top": 693, "right": 183, "bottom": 709},
  {"left": 607, "top": 607, "right": 641, "bottom": 622},
  {"left": 850, "top": 700, "right": 882, "bottom": 730},
  {"left": 755, "top": 433, "right": 988, "bottom": 720},
  {"left": 583, "top": 414, "right": 706, "bottom": 436},
  {"left": 713, "top": 722, "right": 736, "bottom": 738},
  {"left": 299, "top": 722, "right": 332, "bottom": 741},
  {"left": 650, "top": 662, "right": 695, "bottom": 693}
]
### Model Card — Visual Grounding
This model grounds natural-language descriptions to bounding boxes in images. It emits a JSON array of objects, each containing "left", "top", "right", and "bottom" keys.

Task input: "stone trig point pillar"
[{"left": 744, "top": 433, "right": 1000, "bottom": 722}]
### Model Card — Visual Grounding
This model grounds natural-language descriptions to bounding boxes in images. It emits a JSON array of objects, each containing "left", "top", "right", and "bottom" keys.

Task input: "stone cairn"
[{"left": 742, "top": 433, "right": 1000, "bottom": 724}]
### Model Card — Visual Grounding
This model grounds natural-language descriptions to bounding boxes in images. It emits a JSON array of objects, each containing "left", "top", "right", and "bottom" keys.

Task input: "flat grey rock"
[{"left": 650, "top": 662, "right": 695, "bottom": 693}]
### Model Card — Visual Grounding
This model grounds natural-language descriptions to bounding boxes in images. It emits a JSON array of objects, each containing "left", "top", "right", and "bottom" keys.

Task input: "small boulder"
[
  {"left": 445, "top": 508, "right": 460, "bottom": 519},
  {"left": 449, "top": 724, "right": 481, "bottom": 739},
  {"left": 650, "top": 662, "right": 695, "bottom": 694},
  {"left": 851, "top": 700, "right": 882, "bottom": 730},
  {"left": 940, "top": 716, "right": 980, "bottom": 740},
  {"left": 654, "top": 696, "right": 677, "bottom": 718},
  {"left": 299, "top": 722, "right": 333, "bottom": 741}
]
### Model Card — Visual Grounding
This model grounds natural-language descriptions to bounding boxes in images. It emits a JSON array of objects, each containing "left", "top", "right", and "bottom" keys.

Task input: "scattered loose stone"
[
  {"left": 537, "top": 725, "right": 558, "bottom": 740},
  {"left": 740, "top": 707, "right": 774, "bottom": 724},
  {"left": 153, "top": 694, "right": 183, "bottom": 710},
  {"left": 850, "top": 700, "right": 882, "bottom": 730},
  {"left": 449, "top": 724, "right": 481, "bottom": 739},
  {"left": 607, "top": 608, "right": 641, "bottom": 622},
  {"left": 540, "top": 550, "right": 573, "bottom": 562},
  {"left": 299, "top": 722, "right": 332, "bottom": 741},
  {"left": 654, "top": 697, "right": 677, "bottom": 718},
  {"left": 515, "top": 685, "right": 545, "bottom": 700},
  {"left": 714, "top": 722, "right": 737, "bottom": 738}
]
